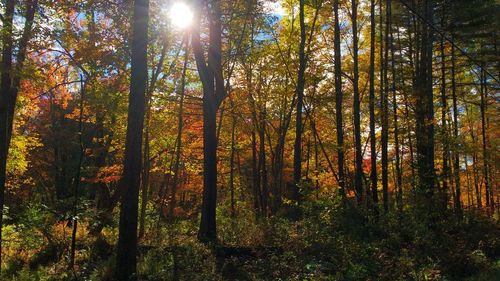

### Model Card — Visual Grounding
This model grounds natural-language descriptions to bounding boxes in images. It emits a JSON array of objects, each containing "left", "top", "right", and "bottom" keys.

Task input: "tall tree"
[
  {"left": 415, "top": 0, "right": 436, "bottom": 199},
  {"left": 116, "top": 0, "right": 149, "bottom": 279},
  {"left": 382, "top": 0, "right": 389, "bottom": 212},
  {"left": 450, "top": 36, "right": 462, "bottom": 213},
  {"left": 192, "top": 0, "right": 226, "bottom": 242},
  {"left": 333, "top": 0, "right": 345, "bottom": 201},
  {"left": 351, "top": 0, "right": 363, "bottom": 205},
  {"left": 0, "top": 0, "right": 38, "bottom": 268},
  {"left": 369, "top": 0, "right": 378, "bottom": 213},
  {"left": 170, "top": 39, "right": 190, "bottom": 221},
  {"left": 293, "top": 0, "right": 307, "bottom": 200}
]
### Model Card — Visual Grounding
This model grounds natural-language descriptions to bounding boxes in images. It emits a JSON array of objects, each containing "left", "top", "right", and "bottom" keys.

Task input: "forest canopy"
[{"left": 0, "top": 0, "right": 498, "bottom": 280}]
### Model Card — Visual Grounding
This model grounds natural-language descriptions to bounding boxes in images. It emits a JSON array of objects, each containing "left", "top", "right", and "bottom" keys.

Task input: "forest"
[{"left": 0, "top": 0, "right": 498, "bottom": 280}]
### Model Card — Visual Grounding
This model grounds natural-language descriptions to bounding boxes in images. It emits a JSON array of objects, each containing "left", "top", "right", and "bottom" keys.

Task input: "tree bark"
[
  {"left": 382, "top": 0, "right": 389, "bottom": 212},
  {"left": 479, "top": 70, "right": 491, "bottom": 208},
  {"left": 450, "top": 37, "right": 462, "bottom": 214},
  {"left": 415, "top": 0, "right": 435, "bottom": 199},
  {"left": 293, "top": 0, "right": 307, "bottom": 200},
  {"left": 192, "top": 0, "right": 225, "bottom": 242},
  {"left": 352, "top": 0, "right": 363, "bottom": 205},
  {"left": 369, "top": 0, "right": 378, "bottom": 214},
  {"left": 169, "top": 38, "right": 190, "bottom": 222},
  {"left": 116, "top": 0, "right": 149, "bottom": 279},
  {"left": 333, "top": 0, "right": 346, "bottom": 201},
  {"left": 0, "top": 0, "right": 38, "bottom": 269}
]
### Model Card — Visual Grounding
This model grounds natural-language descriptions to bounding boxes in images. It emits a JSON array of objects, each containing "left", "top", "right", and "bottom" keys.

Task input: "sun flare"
[{"left": 169, "top": 2, "right": 194, "bottom": 29}]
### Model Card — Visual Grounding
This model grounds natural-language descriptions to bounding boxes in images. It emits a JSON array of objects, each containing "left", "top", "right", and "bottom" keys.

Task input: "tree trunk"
[
  {"left": 69, "top": 78, "right": 86, "bottom": 271},
  {"left": 440, "top": 36, "right": 450, "bottom": 207},
  {"left": 450, "top": 38, "right": 462, "bottom": 214},
  {"left": 479, "top": 70, "right": 491, "bottom": 208},
  {"left": 116, "top": 0, "right": 149, "bottom": 279},
  {"left": 389, "top": 3, "right": 402, "bottom": 211},
  {"left": 192, "top": 0, "right": 225, "bottom": 242},
  {"left": 0, "top": 0, "right": 37, "bottom": 269},
  {"left": 352, "top": 0, "right": 363, "bottom": 205},
  {"left": 259, "top": 108, "right": 268, "bottom": 214},
  {"left": 199, "top": 98, "right": 218, "bottom": 240},
  {"left": 382, "top": 0, "right": 390, "bottom": 212},
  {"left": 293, "top": 0, "right": 307, "bottom": 200},
  {"left": 415, "top": 0, "right": 435, "bottom": 199},
  {"left": 0, "top": 1, "right": 15, "bottom": 269},
  {"left": 369, "top": 0, "right": 378, "bottom": 214},
  {"left": 169, "top": 39, "right": 190, "bottom": 222},
  {"left": 229, "top": 99, "right": 236, "bottom": 218},
  {"left": 334, "top": 0, "right": 346, "bottom": 201}
]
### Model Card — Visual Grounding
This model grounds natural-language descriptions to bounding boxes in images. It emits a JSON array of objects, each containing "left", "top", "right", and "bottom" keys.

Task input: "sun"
[{"left": 169, "top": 2, "right": 194, "bottom": 29}]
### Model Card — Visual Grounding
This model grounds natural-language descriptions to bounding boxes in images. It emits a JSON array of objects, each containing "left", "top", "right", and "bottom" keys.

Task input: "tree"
[
  {"left": 369, "top": 0, "right": 378, "bottom": 214},
  {"left": 351, "top": 0, "right": 363, "bottom": 205},
  {"left": 333, "top": 0, "right": 345, "bottom": 201},
  {"left": 293, "top": 0, "right": 307, "bottom": 201},
  {"left": 0, "top": 0, "right": 38, "bottom": 268},
  {"left": 381, "top": 0, "right": 389, "bottom": 212},
  {"left": 192, "top": 0, "right": 226, "bottom": 242},
  {"left": 116, "top": 0, "right": 149, "bottom": 279},
  {"left": 415, "top": 0, "right": 436, "bottom": 199}
]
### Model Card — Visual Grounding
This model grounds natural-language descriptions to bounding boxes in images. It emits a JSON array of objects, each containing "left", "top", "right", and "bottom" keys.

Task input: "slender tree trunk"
[
  {"left": 479, "top": 70, "right": 491, "bottom": 208},
  {"left": 369, "top": 0, "right": 378, "bottom": 214},
  {"left": 440, "top": 36, "right": 450, "bottom": 206},
  {"left": 334, "top": 0, "right": 346, "bottom": 201},
  {"left": 381, "top": 0, "right": 390, "bottom": 212},
  {"left": 352, "top": 0, "right": 363, "bottom": 205},
  {"left": 229, "top": 100, "right": 236, "bottom": 218},
  {"left": 293, "top": 0, "right": 307, "bottom": 200},
  {"left": 251, "top": 126, "right": 260, "bottom": 211},
  {"left": 405, "top": 11, "right": 417, "bottom": 192},
  {"left": 440, "top": 38, "right": 452, "bottom": 208},
  {"left": 468, "top": 112, "right": 482, "bottom": 208},
  {"left": 170, "top": 40, "right": 190, "bottom": 221},
  {"left": 69, "top": 77, "right": 86, "bottom": 271},
  {"left": 388, "top": 3, "right": 402, "bottom": 211},
  {"left": 259, "top": 108, "right": 268, "bottom": 214},
  {"left": 249, "top": 87, "right": 260, "bottom": 212},
  {"left": 116, "top": 0, "right": 149, "bottom": 279},
  {"left": 139, "top": 110, "right": 150, "bottom": 237},
  {"left": 450, "top": 38, "right": 462, "bottom": 214}
]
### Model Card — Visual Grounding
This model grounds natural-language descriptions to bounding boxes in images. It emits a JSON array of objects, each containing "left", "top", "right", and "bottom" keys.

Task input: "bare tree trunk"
[
  {"left": 415, "top": 0, "right": 435, "bottom": 200},
  {"left": 479, "top": 70, "right": 491, "bottom": 208},
  {"left": 388, "top": 2, "right": 402, "bottom": 211},
  {"left": 192, "top": 0, "right": 225, "bottom": 242},
  {"left": 369, "top": 0, "right": 379, "bottom": 215},
  {"left": 293, "top": 0, "right": 307, "bottom": 200},
  {"left": 352, "top": 0, "right": 363, "bottom": 205},
  {"left": 439, "top": 5, "right": 450, "bottom": 208},
  {"left": 450, "top": 38, "right": 462, "bottom": 214},
  {"left": 334, "top": 0, "right": 346, "bottom": 202},
  {"left": 69, "top": 77, "right": 87, "bottom": 271},
  {"left": 116, "top": 0, "right": 149, "bottom": 279},
  {"left": 170, "top": 39, "right": 190, "bottom": 221},
  {"left": 229, "top": 99, "right": 236, "bottom": 218},
  {"left": 382, "top": 0, "right": 390, "bottom": 212},
  {"left": 259, "top": 108, "right": 268, "bottom": 214}
]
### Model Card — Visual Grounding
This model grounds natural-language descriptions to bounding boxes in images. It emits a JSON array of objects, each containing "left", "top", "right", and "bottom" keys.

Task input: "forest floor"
[{"left": 2, "top": 199, "right": 500, "bottom": 280}]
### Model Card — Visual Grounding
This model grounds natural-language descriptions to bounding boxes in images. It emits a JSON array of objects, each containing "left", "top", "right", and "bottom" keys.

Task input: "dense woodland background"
[{"left": 0, "top": 0, "right": 499, "bottom": 280}]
